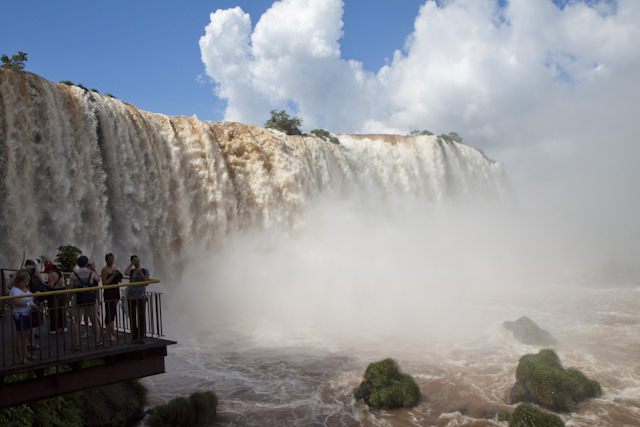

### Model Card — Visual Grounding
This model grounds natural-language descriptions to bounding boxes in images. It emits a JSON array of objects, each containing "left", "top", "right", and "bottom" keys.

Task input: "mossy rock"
[
  {"left": 504, "top": 316, "right": 557, "bottom": 346},
  {"left": 510, "top": 349, "right": 601, "bottom": 412},
  {"left": 354, "top": 358, "right": 420, "bottom": 409},
  {"left": 146, "top": 390, "right": 218, "bottom": 427},
  {"left": 510, "top": 403, "right": 564, "bottom": 426}
]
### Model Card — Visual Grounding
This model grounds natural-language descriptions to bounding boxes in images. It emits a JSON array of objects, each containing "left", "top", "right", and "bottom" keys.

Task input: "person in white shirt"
[{"left": 10, "top": 271, "right": 35, "bottom": 364}]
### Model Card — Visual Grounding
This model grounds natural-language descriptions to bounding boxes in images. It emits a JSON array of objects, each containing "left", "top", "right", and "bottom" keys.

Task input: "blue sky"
[{"left": 1, "top": 0, "right": 426, "bottom": 122}]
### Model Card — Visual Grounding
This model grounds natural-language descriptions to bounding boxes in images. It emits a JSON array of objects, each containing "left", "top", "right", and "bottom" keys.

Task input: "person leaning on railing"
[{"left": 124, "top": 255, "right": 149, "bottom": 344}]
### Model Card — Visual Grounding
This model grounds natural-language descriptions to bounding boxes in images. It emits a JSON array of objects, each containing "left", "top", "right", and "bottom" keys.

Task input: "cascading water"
[
  {"left": 5, "top": 69, "right": 638, "bottom": 426},
  {"left": 0, "top": 68, "right": 507, "bottom": 274}
]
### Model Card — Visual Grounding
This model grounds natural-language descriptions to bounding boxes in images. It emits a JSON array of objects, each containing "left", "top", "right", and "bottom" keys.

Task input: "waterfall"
[{"left": 0, "top": 69, "right": 507, "bottom": 275}]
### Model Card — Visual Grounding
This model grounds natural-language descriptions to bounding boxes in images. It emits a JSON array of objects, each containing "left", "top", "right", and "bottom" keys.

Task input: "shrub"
[
  {"left": 311, "top": 128, "right": 340, "bottom": 144},
  {"left": 54, "top": 245, "right": 82, "bottom": 272},
  {"left": 1, "top": 51, "right": 28, "bottom": 71},
  {"left": 448, "top": 131, "right": 463, "bottom": 142},
  {"left": 0, "top": 396, "right": 83, "bottom": 427},
  {"left": 265, "top": 109, "right": 303, "bottom": 135},
  {"left": 409, "top": 129, "right": 434, "bottom": 136}
]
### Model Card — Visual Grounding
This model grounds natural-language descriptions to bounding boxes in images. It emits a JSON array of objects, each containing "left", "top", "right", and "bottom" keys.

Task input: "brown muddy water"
[{"left": 144, "top": 284, "right": 640, "bottom": 426}]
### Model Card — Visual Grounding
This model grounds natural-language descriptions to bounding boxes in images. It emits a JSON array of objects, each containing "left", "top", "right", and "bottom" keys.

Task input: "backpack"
[
  {"left": 73, "top": 271, "right": 97, "bottom": 305},
  {"left": 21, "top": 267, "right": 47, "bottom": 304}
]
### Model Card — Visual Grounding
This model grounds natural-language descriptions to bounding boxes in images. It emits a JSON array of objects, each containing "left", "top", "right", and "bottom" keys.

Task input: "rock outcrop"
[
  {"left": 354, "top": 358, "right": 420, "bottom": 409},
  {"left": 509, "top": 349, "right": 601, "bottom": 412},
  {"left": 504, "top": 316, "right": 557, "bottom": 346}
]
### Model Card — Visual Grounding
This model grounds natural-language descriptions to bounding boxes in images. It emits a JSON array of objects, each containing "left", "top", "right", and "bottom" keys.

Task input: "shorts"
[
  {"left": 14, "top": 314, "right": 30, "bottom": 331},
  {"left": 72, "top": 302, "right": 96, "bottom": 318}
]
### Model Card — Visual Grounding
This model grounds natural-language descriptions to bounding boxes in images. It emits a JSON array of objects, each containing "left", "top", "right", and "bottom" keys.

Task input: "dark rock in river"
[
  {"left": 504, "top": 316, "right": 557, "bottom": 346},
  {"left": 509, "top": 349, "right": 602, "bottom": 412},
  {"left": 354, "top": 358, "right": 420, "bottom": 409}
]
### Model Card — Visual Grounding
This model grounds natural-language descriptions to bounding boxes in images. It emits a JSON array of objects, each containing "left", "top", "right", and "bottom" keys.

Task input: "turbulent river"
[{"left": 2, "top": 68, "right": 639, "bottom": 425}]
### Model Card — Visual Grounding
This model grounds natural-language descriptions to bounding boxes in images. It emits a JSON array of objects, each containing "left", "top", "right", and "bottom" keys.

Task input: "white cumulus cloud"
[{"left": 200, "top": 0, "right": 639, "bottom": 149}]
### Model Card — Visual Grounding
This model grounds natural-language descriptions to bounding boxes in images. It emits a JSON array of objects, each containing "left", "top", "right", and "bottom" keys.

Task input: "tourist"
[
  {"left": 124, "top": 255, "right": 149, "bottom": 343},
  {"left": 20, "top": 259, "right": 45, "bottom": 345},
  {"left": 69, "top": 255, "right": 103, "bottom": 350},
  {"left": 101, "top": 253, "right": 123, "bottom": 341},
  {"left": 10, "top": 271, "right": 35, "bottom": 364},
  {"left": 44, "top": 263, "right": 67, "bottom": 334}
]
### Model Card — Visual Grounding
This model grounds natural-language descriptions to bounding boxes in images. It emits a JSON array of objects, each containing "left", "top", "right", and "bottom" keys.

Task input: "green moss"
[
  {"left": 496, "top": 410, "right": 512, "bottom": 422},
  {"left": 510, "top": 349, "right": 601, "bottom": 412},
  {"left": 364, "top": 358, "right": 400, "bottom": 386},
  {"left": 355, "top": 358, "right": 420, "bottom": 409},
  {"left": 510, "top": 403, "right": 564, "bottom": 427},
  {"left": 561, "top": 368, "right": 602, "bottom": 401},
  {"left": 146, "top": 390, "right": 218, "bottom": 427}
]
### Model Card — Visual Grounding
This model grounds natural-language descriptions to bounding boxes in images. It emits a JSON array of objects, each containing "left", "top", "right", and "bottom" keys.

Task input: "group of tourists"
[{"left": 7, "top": 253, "right": 150, "bottom": 364}]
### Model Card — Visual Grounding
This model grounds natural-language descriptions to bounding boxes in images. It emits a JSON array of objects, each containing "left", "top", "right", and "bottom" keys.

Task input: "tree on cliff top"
[
  {"left": 265, "top": 109, "right": 303, "bottom": 135},
  {"left": 1, "top": 51, "right": 28, "bottom": 71}
]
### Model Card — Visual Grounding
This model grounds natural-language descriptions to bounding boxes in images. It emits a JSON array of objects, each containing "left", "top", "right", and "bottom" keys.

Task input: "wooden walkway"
[{"left": 0, "top": 299, "right": 175, "bottom": 407}]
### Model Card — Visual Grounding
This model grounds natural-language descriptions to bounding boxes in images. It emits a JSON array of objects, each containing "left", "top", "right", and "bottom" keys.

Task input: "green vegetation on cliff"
[
  {"left": 1, "top": 51, "right": 28, "bottom": 71},
  {"left": 265, "top": 109, "right": 303, "bottom": 135},
  {"left": 311, "top": 128, "right": 340, "bottom": 144}
]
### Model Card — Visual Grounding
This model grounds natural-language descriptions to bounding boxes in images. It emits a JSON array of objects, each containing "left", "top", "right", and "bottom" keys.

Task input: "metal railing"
[{"left": 0, "top": 269, "right": 165, "bottom": 368}]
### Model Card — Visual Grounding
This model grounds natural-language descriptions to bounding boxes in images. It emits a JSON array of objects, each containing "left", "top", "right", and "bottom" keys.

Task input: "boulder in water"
[
  {"left": 504, "top": 316, "right": 557, "bottom": 346},
  {"left": 498, "top": 403, "right": 565, "bottom": 426},
  {"left": 509, "top": 349, "right": 601, "bottom": 412},
  {"left": 354, "top": 358, "right": 420, "bottom": 409}
]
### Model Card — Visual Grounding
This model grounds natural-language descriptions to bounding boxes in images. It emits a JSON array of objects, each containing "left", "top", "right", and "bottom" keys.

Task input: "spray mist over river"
[{"left": 2, "top": 69, "right": 640, "bottom": 425}]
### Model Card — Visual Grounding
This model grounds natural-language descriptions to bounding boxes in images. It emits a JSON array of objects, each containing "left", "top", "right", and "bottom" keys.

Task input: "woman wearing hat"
[{"left": 45, "top": 263, "right": 68, "bottom": 334}]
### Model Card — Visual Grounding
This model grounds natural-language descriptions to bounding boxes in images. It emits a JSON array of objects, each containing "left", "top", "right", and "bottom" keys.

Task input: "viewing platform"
[{"left": 0, "top": 269, "right": 176, "bottom": 408}]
